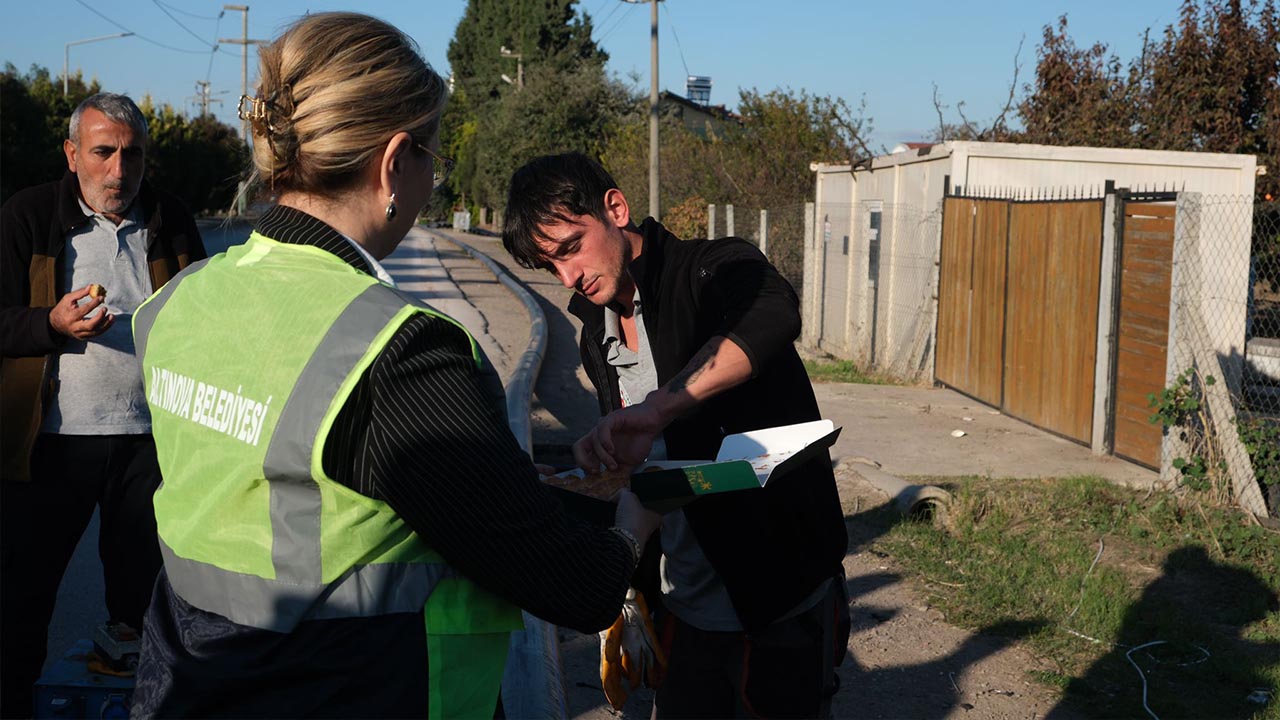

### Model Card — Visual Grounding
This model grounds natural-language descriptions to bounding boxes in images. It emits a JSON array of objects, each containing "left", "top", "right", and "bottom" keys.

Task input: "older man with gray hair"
[{"left": 0, "top": 92, "right": 205, "bottom": 717}]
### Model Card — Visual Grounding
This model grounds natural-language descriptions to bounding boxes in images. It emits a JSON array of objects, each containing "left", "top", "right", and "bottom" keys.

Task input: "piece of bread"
[
  {"left": 88, "top": 284, "right": 107, "bottom": 301},
  {"left": 543, "top": 466, "right": 632, "bottom": 499}
]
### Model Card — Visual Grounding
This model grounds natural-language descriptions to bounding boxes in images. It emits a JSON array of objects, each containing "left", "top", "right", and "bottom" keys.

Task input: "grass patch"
[
  {"left": 802, "top": 357, "right": 892, "bottom": 384},
  {"left": 873, "top": 476, "right": 1280, "bottom": 719}
]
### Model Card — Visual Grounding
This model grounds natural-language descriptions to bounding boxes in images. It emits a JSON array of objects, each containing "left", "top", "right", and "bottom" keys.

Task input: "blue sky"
[{"left": 7, "top": 0, "right": 1179, "bottom": 151}]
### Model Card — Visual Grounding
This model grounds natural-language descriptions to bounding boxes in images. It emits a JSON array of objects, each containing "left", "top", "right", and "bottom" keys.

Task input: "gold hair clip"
[{"left": 237, "top": 94, "right": 269, "bottom": 123}]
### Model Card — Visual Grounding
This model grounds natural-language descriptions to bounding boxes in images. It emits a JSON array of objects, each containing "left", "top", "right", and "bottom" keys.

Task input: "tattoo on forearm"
[{"left": 666, "top": 341, "right": 718, "bottom": 394}]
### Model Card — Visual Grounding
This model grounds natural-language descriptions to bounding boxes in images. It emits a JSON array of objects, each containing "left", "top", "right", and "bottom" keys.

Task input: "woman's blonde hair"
[{"left": 248, "top": 12, "right": 446, "bottom": 196}]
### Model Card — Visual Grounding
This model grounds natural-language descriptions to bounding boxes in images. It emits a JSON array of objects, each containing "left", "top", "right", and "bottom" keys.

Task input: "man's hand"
[
  {"left": 574, "top": 401, "right": 666, "bottom": 473},
  {"left": 48, "top": 285, "right": 114, "bottom": 340},
  {"left": 574, "top": 335, "right": 754, "bottom": 473}
]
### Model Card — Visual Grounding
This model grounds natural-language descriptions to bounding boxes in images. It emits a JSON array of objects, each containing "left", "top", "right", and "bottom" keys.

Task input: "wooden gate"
[
  {"left": 1003, "top": 202, "right": 1104, "bottom": 443},
  {"left": 1111, "top": 200, "right": 1176, "bottom": 468},
  {"left": 935, "top": 198, "right": 1009, "bottom": 406},
  {"left": 936, "top": 196, "right": 1104, "bottom": 445}
]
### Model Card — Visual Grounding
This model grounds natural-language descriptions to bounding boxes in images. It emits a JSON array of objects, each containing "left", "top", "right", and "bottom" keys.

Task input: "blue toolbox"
[{"left": 33, "top": 639, "right": 134, "bottom": 718}]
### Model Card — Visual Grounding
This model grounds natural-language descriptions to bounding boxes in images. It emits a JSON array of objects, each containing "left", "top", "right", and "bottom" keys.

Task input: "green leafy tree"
[
  {"left": 601, "top": 111, "right": 731, "bottom": 222},
  {"left": 602, "top": 87, "right": 863, "bottom": 285},
  {"left": 475, "top": 62, "right": 634, "bottom": 210},
  {"left": 445, "top": 0, "right": 610, "bottom": 210},
  {"left": 1, "top": 63, "right": 100, "bottom": 202},
  {"left": 448, "top": 0, "right": 604, "bottom": 115},
  {"left": 730, "top": 89, "right": 861, "bottom": 203},
  {"left": 137, "top": 96, "right": 248, "bottom": 214}
]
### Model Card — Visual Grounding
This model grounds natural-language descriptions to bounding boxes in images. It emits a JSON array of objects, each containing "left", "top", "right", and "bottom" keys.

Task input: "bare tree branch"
[
  {"left": 986, "top": 34, "right": 1025, "bottom": 138},
  {"left": 714, "top": 144, "right": 745, "bottom": 196},
  {"left": 932, "top": 83, "right": 948, "bottom": 142},
  {"left": 955, "top": 101, "right": 978, "bottom": 139},
  {"left": 833, "top": 115, "right": 878, "bottom": 173}
]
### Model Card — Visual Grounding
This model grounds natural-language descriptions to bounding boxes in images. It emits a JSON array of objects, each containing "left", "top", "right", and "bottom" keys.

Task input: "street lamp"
[
  {"left": 64, "top": 32, "right": 133, "bottom": 97},
  {"left": 499, "top": 45, "right": 523, "bottom": 89}
]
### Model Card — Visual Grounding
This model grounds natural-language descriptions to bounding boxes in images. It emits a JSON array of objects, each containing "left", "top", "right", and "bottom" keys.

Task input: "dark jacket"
[
  {"left": 0, "top": 171, "right": 205, "bottom": 482},
  {"left": 569, "top": 218, "right": 848, "bottom": 631}
]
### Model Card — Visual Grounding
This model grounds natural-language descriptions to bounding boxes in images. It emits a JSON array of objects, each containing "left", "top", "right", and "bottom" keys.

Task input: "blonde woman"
[{"left": 129, "top": 12, "right": 659, "bottom": 718}]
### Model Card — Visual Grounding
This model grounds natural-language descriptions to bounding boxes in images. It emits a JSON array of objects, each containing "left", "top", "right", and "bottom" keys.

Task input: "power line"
[
  {"left": 597, "top": 2, "right": 636, "bottom": 45},
  {"left": 593, "top": 1, "right": 625, "bottom": 41},
  {"left": 660, "top": 2, "right": 691, "bottom": 79},
  {"left": 72, "top": 0, "right": 213, "bottom": 54},
  {"left": 586, "top": 0, "right": 613, "bottom": 23},
  {"left": 151, "top": 0, "right": 217, "bottom": 49},
  {"left": 154, "top": 0, "right": 220, "bottom": 20},
  {"left": 206, "top": 10, "right": 226, "bottom": 84}
]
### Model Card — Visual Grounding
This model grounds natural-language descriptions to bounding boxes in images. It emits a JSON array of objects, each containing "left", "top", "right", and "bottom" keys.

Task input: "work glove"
[{"left": 599, "top": 588, "right": 666, "bottom": 710}]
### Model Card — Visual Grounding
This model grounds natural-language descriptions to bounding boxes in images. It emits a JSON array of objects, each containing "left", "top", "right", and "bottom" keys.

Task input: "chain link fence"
[
  {"left": 702, "top": 202, "right": 811, "bottom": 298},
  {"left": 1163, "top": 196, "right": 1279, "bottom": 516},
  {"left": 703, "top": 200, "right": 943, "bottom": 383}
]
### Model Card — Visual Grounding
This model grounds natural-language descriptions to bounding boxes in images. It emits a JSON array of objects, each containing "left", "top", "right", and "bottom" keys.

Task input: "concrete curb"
[{"left": 430, "top": 231, "right": 567, "bottom": 720}]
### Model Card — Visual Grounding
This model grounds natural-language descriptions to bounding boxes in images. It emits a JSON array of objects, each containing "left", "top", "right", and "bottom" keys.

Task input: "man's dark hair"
[{"left": 502, "top": 152, "right": 624, "bottom": 269}]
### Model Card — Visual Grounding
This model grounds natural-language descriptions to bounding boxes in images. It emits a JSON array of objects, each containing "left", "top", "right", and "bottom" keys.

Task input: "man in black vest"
[{"left": 502, "top": 152, "right": 850, "bottom": 718}]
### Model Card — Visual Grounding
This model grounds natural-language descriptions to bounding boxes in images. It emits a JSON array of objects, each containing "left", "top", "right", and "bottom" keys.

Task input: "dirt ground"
[
  {"left": 550, "top": 462, "right": 1083, "bottom": 720},
  {"left": 431, "top": 229, "right": 1095, "bottom": 719}
]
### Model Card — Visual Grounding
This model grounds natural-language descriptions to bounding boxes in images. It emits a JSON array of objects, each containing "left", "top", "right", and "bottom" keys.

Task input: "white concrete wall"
[
  {"left": 949, "top": 142, "right": 1258, "bottom": 197},
  {"left": 815, "top": 170, "right": 854, "bottom": 357},
  {"left": 810, "top": 148, "right": 950, "bottom": 378}
]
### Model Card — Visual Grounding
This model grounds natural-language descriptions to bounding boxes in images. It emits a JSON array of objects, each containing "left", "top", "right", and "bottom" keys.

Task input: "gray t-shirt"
[
  {"left": 604, "top": 293, "right": 743, "bottom": 631},
  {"left": 41, "top": 201, "right": 152, "bottom": 435},
  {"left": 604, "top": 291, "right": 833, "bottom": 631}
]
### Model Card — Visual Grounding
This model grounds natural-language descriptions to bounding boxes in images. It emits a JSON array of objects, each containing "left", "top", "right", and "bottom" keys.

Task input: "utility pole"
[
  {"left": 219, "top": 5, "right": 267, "bottom": 142},
  {"left": 193, "top": 81, "right": 225, "bottom": 117},
  {"left": 648, "top": 0, "right": 659, "bottom": 220},
  {"left": 623, "top": 0, "right": 660, "bottom": 220}
]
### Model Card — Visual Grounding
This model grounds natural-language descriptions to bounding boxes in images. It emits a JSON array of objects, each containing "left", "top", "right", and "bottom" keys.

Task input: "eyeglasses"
[{"left": 416, "top": 142, "right": 455, "bottom": 189}]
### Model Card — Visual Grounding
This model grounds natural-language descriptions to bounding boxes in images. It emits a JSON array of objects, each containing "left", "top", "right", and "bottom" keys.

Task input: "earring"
[{"left": 385, "top": 193, "right": 397, "bottom": 222}]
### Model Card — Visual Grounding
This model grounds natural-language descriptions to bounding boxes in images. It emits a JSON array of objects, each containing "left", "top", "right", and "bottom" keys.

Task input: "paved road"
[{"left": 429, "top": 229, "right": 603, "bottom": 462}]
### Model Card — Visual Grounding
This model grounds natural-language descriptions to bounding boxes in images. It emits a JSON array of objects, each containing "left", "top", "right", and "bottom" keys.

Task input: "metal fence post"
[
  {"left": 1091, "top": 188, "right": 1121, "bottom": 456},
  {"left": 708, "top": 204, "right": 716, "bottom": 239},
  {"left": 802, "top": 201, "right": 818, "bottom": 346},
  {"left": 759, "top": 209, "right": 768, "bottom": 256},
  {"left": 726, "top": 204, "right": 735, "bottom": 237}
]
